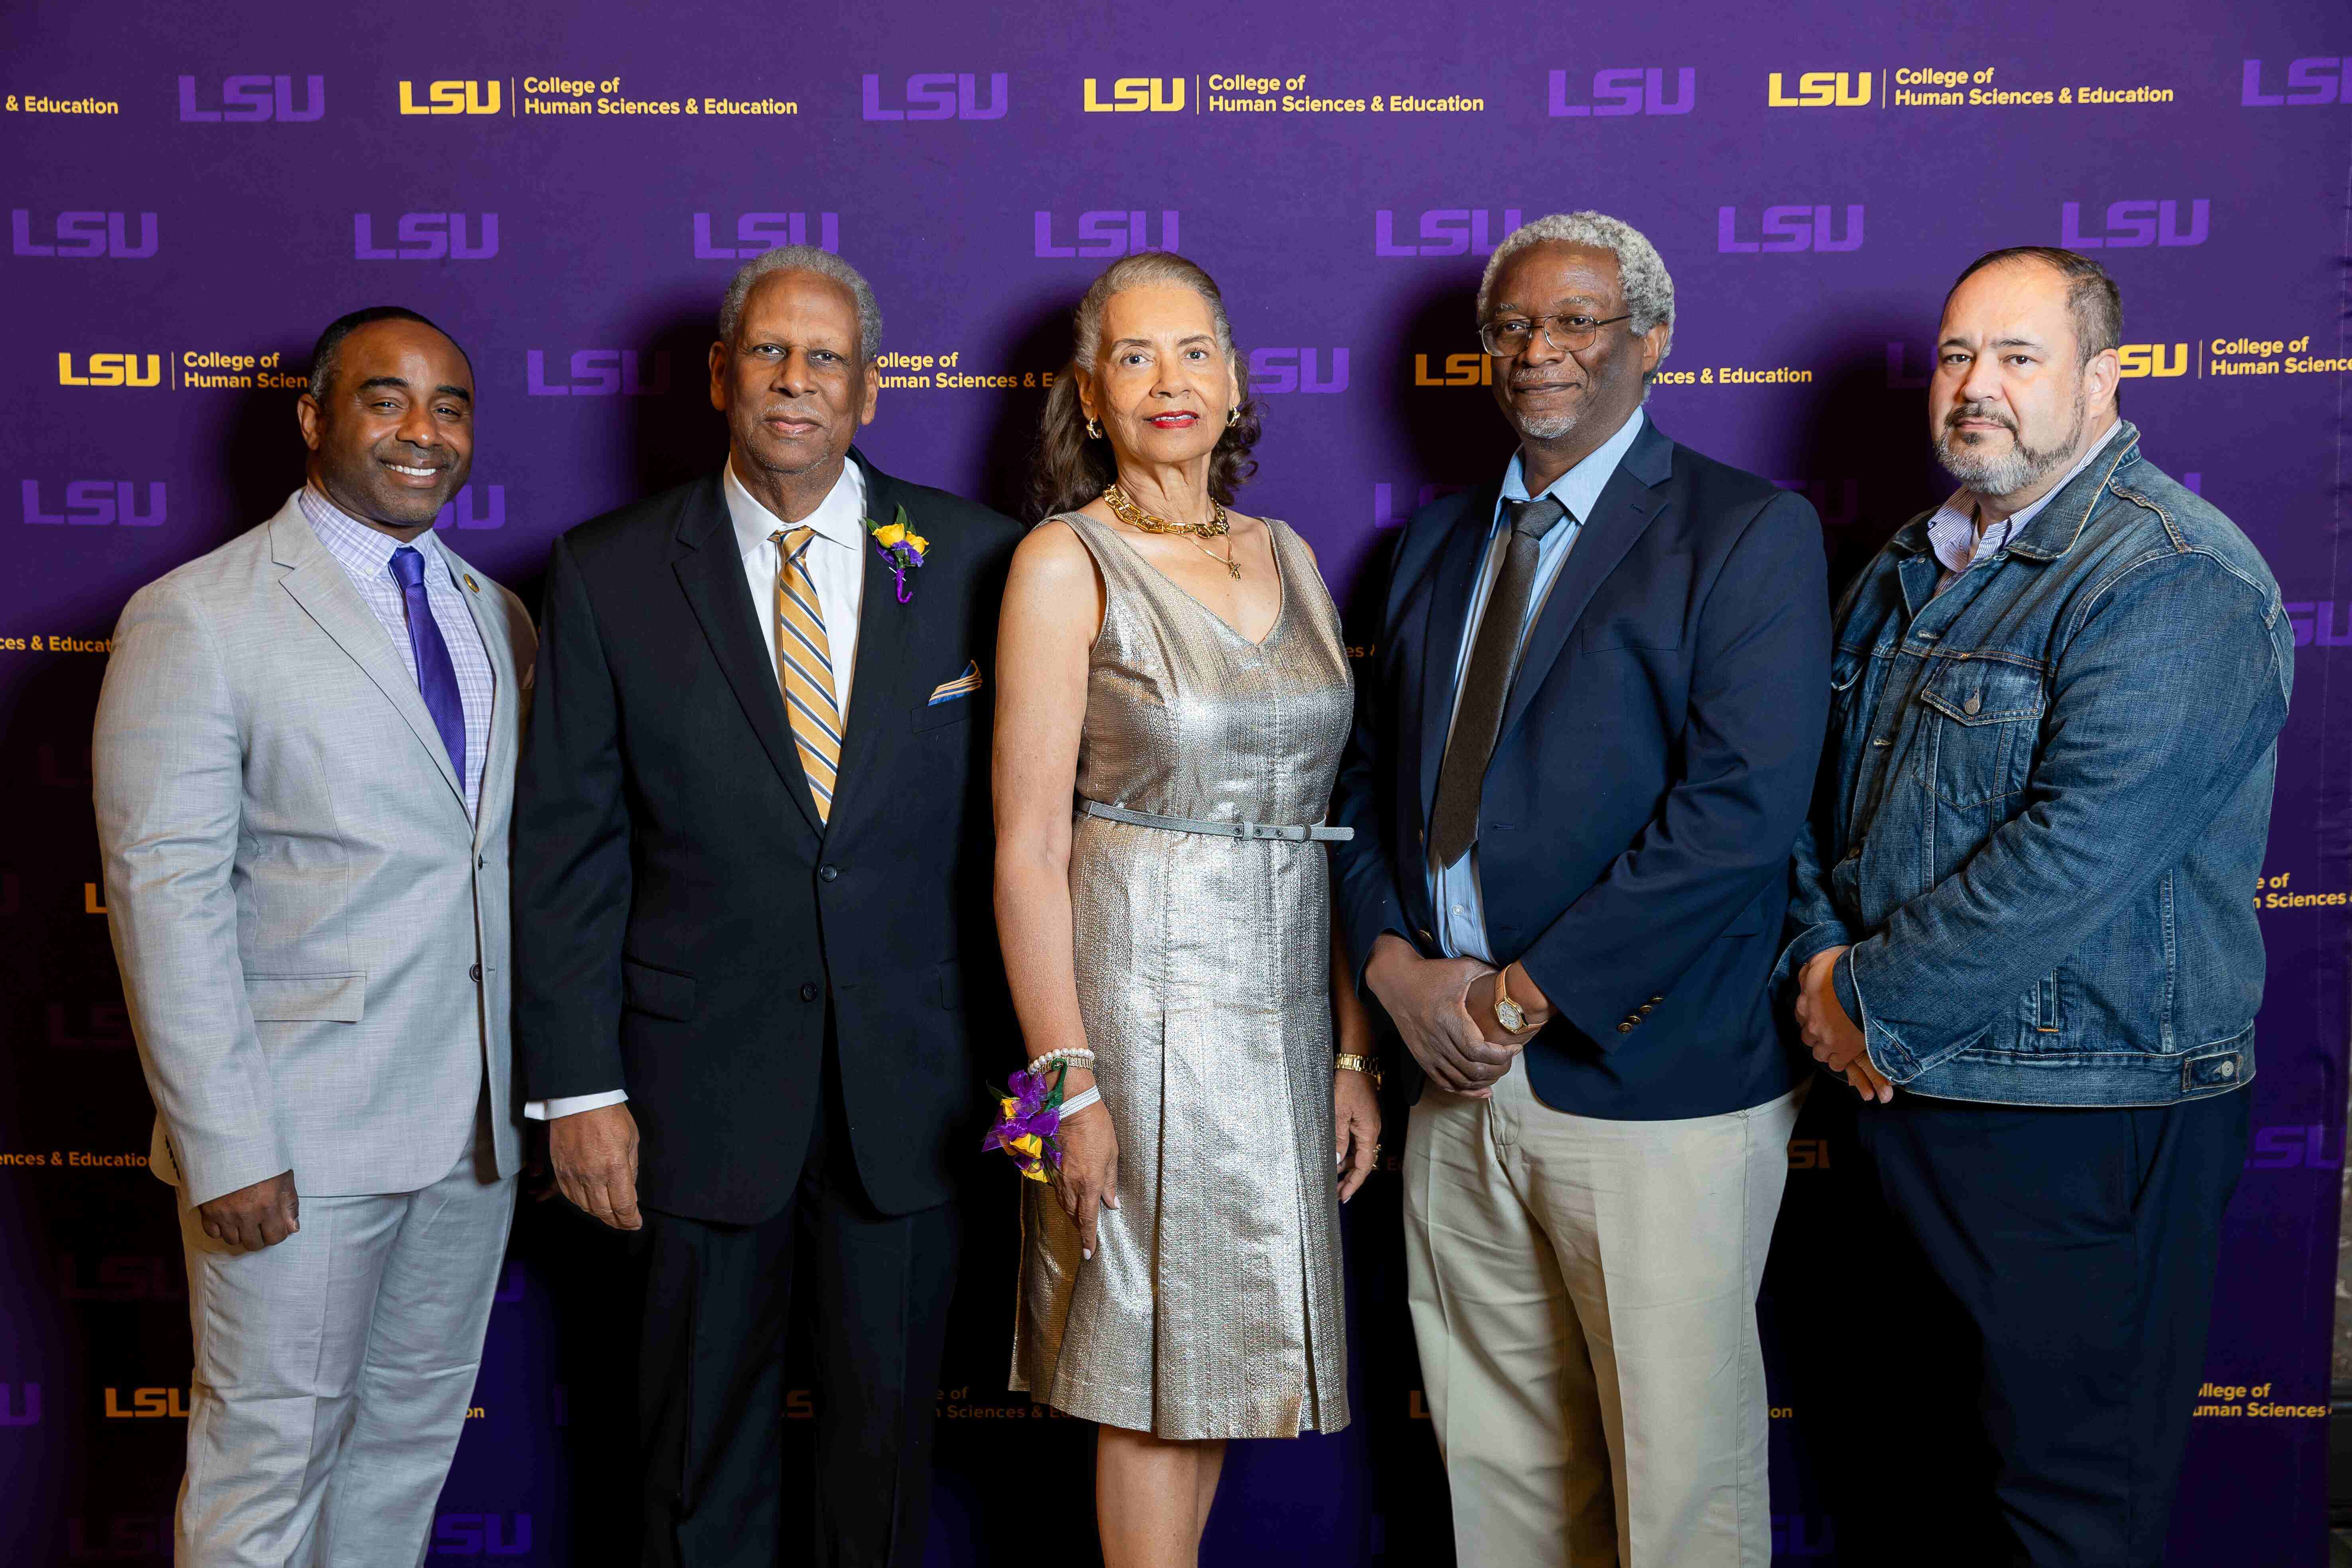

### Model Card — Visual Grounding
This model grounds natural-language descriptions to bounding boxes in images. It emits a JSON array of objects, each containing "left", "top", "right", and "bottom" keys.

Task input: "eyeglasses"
[{"left": 1478, "top": 311, "right": 1633, "bottom": 357}]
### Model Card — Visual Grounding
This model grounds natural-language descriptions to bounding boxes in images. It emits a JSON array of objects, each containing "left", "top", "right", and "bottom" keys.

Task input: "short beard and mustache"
[
  {"left": 1934, "top": 390, "right": 2085, "bottom": 498},
  {"left": 1510, "top": 377, "right": 1581, "bottom": 441}
]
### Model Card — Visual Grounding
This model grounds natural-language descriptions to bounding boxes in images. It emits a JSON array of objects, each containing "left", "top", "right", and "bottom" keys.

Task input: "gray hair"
[
  {"left": 1069, "top": 250, "right": 1238, "bottom": 374},
  {"left": 1477, "top": 211, "right": 1676, "bottom": 378},
  {"left": 717, "top": 246, "right": 882, "bottom": 360}
]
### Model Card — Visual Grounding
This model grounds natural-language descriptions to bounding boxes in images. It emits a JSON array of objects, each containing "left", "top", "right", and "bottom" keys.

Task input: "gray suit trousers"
[{"left": 175, "top": 1107, "right": 515, "bottom": 1567}]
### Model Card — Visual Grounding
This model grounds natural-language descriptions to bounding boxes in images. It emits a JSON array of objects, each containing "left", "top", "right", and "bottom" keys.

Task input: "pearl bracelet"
[{"left": 1027, "top": 1047, "right": 1097, "bottom": 1077}]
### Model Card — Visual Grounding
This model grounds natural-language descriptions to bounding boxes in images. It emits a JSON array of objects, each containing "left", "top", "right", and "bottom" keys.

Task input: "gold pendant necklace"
[{"left": 1102, "top": 483, "right": 1239, "bottom": 578}]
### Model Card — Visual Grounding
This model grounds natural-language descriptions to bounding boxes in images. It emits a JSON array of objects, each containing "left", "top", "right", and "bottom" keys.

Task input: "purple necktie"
[{"left": 389, "top": 546, "right": 467, "bottom": 791}]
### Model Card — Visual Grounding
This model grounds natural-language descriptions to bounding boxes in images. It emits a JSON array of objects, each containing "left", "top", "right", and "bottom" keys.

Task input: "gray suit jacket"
[{"left": 94, "top": 492, "right": 534, "bottom": 1205}]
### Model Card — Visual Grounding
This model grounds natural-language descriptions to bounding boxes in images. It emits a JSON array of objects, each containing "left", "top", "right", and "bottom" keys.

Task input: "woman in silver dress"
[{"left": 993, "top": 251, "right": 1383, "bottom": 1566}]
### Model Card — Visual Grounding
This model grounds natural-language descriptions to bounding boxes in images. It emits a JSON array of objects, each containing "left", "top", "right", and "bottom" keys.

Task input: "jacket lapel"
[
  {"left": 824, "top": 450, "right": 918, "bottom": 840},
  {"left": 269, "top": 499, "right": 470, "bottom": 823},
  {"left": 1494, "top": 419, "right": 1672, "bottom": 748},
  {"left": 439, "top": 538, "right": 522, "bottom": 849},
  {"left": 1414, "top": 482, "right": 1503, "bottom": 820},
  {"left": 670, "top": 471, "right": 826, "bottom": 839}
]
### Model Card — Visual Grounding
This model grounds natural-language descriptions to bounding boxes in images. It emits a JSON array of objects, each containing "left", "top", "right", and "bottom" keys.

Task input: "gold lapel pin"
[{"left": 463, "top": 574, "right": 479, "bottom": 593}]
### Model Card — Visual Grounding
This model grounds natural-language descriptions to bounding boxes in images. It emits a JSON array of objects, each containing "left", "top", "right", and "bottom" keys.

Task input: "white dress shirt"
[
  {"left": 1429, "top": 407, "right": 1646, "bottom": 964},
  {"left": 527, "top": 457, "right": 871, "bottom": 1123}
]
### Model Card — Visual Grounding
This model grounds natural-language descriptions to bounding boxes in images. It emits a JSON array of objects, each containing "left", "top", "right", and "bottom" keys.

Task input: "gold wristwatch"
[
  {"left": 1493, "top": 965, "right": 1529, "bottom": 1034},
  {"left": 1336, "top": 1053, "right": 1384, "bottom": 1090}
]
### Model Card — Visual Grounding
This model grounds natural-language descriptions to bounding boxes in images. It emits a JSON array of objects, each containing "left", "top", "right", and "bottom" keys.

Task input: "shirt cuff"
[
  {"left": 524, "top": 1090, "right": 629, "bottom": 1121},
  {"left": 1832, "top": 950, "right": 1872, "bottom": 1064}
]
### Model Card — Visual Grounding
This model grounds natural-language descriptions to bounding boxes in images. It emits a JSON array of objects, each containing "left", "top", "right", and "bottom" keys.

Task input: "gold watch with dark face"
[{"left": 1493, "top": 966, "right": 1528, "bottom": 1034}]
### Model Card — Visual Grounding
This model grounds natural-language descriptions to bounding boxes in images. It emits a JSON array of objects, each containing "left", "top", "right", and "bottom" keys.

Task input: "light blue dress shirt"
[{"left": 1430, "top": 407, "right": 1647, "bottom": 963}]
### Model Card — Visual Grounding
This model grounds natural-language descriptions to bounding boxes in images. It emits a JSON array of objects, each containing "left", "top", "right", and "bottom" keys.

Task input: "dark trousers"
[
  {"left": 638, "top": 1026, "right": 960, "bottom": 1568},
  {"left": 1849, "top": 1085, "right": 2249, "bottom": 1567}
]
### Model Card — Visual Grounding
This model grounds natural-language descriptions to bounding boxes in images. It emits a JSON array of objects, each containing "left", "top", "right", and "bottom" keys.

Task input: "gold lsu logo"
[
  {"left": 1083, "top": 77, "right": 1186, "bottom": 112},
  {"left": 57, "top": 353, "right": 161, "bottom": 388},
  {"left": 1767, "top": 70, "right": 1872, "bottom": 107},
  {"left": 2116, "top": 343, "right": 2189, "bottom": 379},
  {"left": 398, "top": 79, "right": 502, "bottom": 115}
]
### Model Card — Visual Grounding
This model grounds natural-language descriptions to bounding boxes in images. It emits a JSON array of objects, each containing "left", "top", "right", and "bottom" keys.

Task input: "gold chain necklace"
[{"left": 1101, "top": 483, "right": 1240, "bottom": 579}]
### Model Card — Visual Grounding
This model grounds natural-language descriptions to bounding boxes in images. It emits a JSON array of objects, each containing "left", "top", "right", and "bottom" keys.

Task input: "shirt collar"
[
  {"left": 1926, "top": 421, "right": 2120, "bottom": 577},
  {"left": 725, "top": 455, "right": 868, "bottom": 561},
  {"left": 1499, "top": 406, "right": 1645, "bottom": 526},
  {"left": 299, "top": 483, "right": 451, "bottom": 580}
]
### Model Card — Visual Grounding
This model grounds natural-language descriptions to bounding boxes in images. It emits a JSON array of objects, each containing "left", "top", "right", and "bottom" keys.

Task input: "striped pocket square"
[{"left": 928, "top": 660, "right": 983, "bottom": 705}]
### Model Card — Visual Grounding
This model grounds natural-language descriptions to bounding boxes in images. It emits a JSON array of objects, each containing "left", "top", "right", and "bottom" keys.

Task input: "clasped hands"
[
  {"left": 1795, "top": 945, "right": 1894, "bottom": 1103},
  {"left": 1365, "top": 933, "right": 1539, "bottom": 1097}
]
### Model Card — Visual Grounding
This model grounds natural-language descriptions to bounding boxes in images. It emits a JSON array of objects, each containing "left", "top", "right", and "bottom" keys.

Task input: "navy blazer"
[{"left": 1330, "top": 416, "right": 1831, "bottom": 1119}]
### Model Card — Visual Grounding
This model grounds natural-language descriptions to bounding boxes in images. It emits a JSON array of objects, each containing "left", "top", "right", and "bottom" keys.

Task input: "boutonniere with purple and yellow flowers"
[{"left": 865, "top": 504, "right": 929, "bottom": 605}]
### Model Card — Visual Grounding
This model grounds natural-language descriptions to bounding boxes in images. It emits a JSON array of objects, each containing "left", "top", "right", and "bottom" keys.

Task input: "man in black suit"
[
  {"left": 513, "top": 246, "right": 1021, "bottom": 1567},
  {"left": 1330, "top": 212, "right": 1829, "bottom": 1567}
]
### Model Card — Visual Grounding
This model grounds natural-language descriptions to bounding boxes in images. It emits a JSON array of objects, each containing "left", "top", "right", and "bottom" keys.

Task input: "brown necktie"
[{"left": 1429, "top": 494, "right": 1571, "bottom": 867}]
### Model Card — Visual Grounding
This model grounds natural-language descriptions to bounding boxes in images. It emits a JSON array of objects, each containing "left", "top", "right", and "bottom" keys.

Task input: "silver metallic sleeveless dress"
[{"left": 1010, "top": 510, "right": 1354, "bottom": 1440}]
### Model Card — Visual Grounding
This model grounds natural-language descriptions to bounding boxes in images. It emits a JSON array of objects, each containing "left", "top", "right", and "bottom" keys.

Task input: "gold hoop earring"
[{"left": 1085, "top": 417, "right": 1101, "bottom": 439}]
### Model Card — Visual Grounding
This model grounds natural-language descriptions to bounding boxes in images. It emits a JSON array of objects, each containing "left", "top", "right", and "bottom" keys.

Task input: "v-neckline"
[{"left": 1091, "top": 514, "right": 1289, "bottom": 649}]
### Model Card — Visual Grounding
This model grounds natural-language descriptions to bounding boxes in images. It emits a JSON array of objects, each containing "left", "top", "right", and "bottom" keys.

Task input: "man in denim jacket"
[{"left": 1781, "top": 247, "right": 2291, "bottom": 1565}]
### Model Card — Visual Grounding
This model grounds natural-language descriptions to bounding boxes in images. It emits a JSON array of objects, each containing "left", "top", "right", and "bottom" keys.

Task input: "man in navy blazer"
[{"left": 1331, "top": 212, "right": 1829, "bottom": 1567}]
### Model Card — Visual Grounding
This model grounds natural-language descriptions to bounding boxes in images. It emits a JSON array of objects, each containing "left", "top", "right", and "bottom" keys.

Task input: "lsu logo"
[
  {"left": 433, "top": 484, "right": 504, "bottom": 531},
  {"left": 59, "top": 1254, "right": 178, "bottom": 1300},
  {"left": 861, "top": 72, "right": 1008, "bottom": 120},
  {"left": 2060, "top": 199, "right": 2208, "bottom": 248},
  {"left": 102, "top": 1386, "right": 191, "bottom": 1418},
  {"left": 1717, "top": 204, "right": 1864, "bottom": 252},
  {"left": 2285, "top": 602, "right": 2352, "bottom": 648},
  {"left": 432, "top": 1513, "right": 534, "bottom": 1556},
  {"left": 0, "top": 1383, "right": 39, "bottom": 1426},
  {"left": 2247, "top": 1124, "right": 2342, "bottom": 1168},
  {"left": 11, "top": 211, "right": 157, "bottom": 258},
  {"left": 2241, "top": 57, "right": 2351, "bottom": 106},
  {"left": 2116, "top": 343, "right": 2188, "bottom": 379},
  {"left": 1767, "top": 70, "right": 1871, "bottom": 107},
  {"left": 1414, "top": 353, "right": 1493, "bottom": 386},
  {"left": 398, "top": 79, "right": 502, "bottom": 115},
  {"left": 355, "top": 213, "right": 499, "bottom": 260},
  {"left": 56, "top": 353, "right": 161, "bottom": 388},
  {"left": 22, "top": 481, "right": 165, "bottom": 526},
  {"left": 1375, "top": 207, "right": 1525, "bottom": 258},
  {"left": 176, "top": 73, "right": 324, "bottom": 122},
  {"left": 1033, "top": 209, "right": 1179, "bottom": 258},
  {"left": 1247, "top": 348, "right": 1348, "bottom": 394},
  {"left": 693, "top": 211, "right": 840, "bottom": 259},
  {"left": 1773, "top": 1514, "right": 1836, "bottom": 1557},
  {"left": 1548, "top": 67, "right": 1694, "bottom": 116},
  {"left": 1374, "top": 481, "right": 1470, "bottom": 528},
  {"left": 526, "top": 350, "right": 670, "bottom": 397},
  {"left": 1083, "top": 77, "right": 1186, "bottom": 112}
]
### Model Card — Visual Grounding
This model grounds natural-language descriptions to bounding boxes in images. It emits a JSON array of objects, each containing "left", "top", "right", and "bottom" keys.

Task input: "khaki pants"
[{"left": 1404, "top": 1067, "right": 1802, "bottom": 1568}]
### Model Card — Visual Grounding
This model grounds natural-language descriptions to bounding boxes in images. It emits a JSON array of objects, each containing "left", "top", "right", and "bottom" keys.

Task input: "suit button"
[
  {"left": 1616, "top": 1022, "right": 1634, "bottom": 1034},
  {"left": 800, "top": 981, "right": 819, "bottom": 1003},
  {"left": 1639, "top": 1004, "right": 1653, "bottom": 1014},
  {"left": 1649, "top": 995, "right": 1663, "bottom": 1004},
  {"left": 469, "top": 963, "right": 481, "bottom": 983},
  {"left": 477, "top": 854, "right": 486, "bottom": 869},
  {"left": 819, "top": 864, "right": 840, "bottom": 882}
]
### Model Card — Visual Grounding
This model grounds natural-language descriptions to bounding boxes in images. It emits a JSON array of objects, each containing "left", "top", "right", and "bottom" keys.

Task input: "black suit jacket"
[
  {"left": 1330, "top": 416, "right": 1830, "bottom": 1119},
  {"left": 514, "top": 449, "right": 1022, "bottom": 1222}
]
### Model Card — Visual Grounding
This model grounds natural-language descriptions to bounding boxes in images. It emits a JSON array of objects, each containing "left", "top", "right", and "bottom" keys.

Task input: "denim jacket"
[{"left": 1779, "top": 422, "right": 2291, "bottom": 1106}]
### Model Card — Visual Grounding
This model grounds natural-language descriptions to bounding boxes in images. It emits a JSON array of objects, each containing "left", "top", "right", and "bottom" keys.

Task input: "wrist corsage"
[{"left": 983, "top": 1050, "right": 1103, "bottom": 1180}]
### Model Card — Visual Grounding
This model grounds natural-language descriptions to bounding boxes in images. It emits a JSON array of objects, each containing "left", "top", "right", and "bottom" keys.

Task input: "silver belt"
[{"left": 1079, "top": 798, "right": 1353, "bottom": 842}]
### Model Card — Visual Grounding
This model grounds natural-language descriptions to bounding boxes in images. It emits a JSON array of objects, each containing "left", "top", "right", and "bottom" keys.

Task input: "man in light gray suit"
[{"left": 94, "top": 306, "right": 532, "bottom": 1566}]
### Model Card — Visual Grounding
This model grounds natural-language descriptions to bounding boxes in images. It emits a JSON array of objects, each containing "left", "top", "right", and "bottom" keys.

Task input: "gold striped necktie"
[{"left": 772, "top": 526, "right": 841, "bottom": 821}]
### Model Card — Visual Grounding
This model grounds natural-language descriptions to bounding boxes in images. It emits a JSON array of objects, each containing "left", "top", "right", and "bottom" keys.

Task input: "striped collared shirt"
[{"left": 297, "top": 485, "right": 494, "bottom": 819}]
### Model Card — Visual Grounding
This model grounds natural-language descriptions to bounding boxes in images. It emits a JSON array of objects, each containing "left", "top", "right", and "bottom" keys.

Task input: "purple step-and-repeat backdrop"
[{"left": 4, "top": 1, "right": 2349, "bottom": 1561}]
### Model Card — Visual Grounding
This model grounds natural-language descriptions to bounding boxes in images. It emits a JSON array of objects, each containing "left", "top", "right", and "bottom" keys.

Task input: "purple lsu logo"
[
  {"left": 1033, "top": 210, "right": 1178, "bottom": 258},
  {"left": 1717, "top": 205, "right": 1863, "bottom": 253},
  {"left": 527, "top": 351, "right": 670, "bottom": 397},
  {"left": 59, "top": 1253, "right": 178, "bottom": 1301},
  {"left": 1548, "top": 67, "right": 1694, "bottom": 116},
  {"left": 2059, "top": 199, "right": 2208, "bottom": 249},
  {"left": 1374, "top": 481, "right": 1471, "bottom": 528},
  {"left": 1773, "top": 1514, "right": 1834, "bottom": 1558},
  {"left": 0, "top": 1383, "right": 39, "bottom": 1426},
  {"left": 2248, "top": 1125, "right": 2342, "bottom": 1169},
  {"left": 1375, "top": 208, "right": 1525, "bottom": 257},
  {"left": 2241, "top": 57, "right": 2352, "bottom": 105},
  {"left": 2286, "top": 602, "right": 2352, "bottom": 648},
  {"left": 1247, "top": 349, "right": 1349, "bottom": 394},
  {"left": 433, "top": 485, "right": 504, "bottom": 531},
  {"left": 177, "top": 73, "right": 324, "bottom": 122},
  {"left": 431, "top": 1513, "right": 532, "bottom": 1556},
  {"left": 693, "top": 211, "right": 840, "bottom": 260},
  {"left": 355, "top": 213, "right": 498, "bottom": 261},
  {"left": 861, "top": 72, "right": 1008, "bottom": 120},
  {"left": 11, "top": 210, "right": 157, "bottom": 258},
  {"left": 22, "top": 481, "right": 165, "bottom": 526}
]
